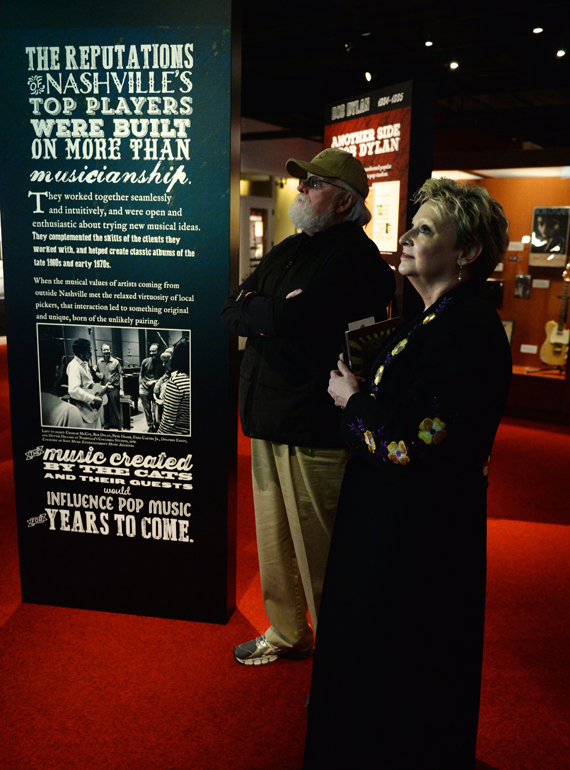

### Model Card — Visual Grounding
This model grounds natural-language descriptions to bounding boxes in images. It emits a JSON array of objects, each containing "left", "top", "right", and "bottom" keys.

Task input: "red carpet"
[{"left": 1, "top": 343, "right": 569, "bottom": 769}]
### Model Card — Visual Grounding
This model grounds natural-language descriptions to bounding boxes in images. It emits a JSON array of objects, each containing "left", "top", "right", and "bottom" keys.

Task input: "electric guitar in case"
[{"left": 540, "top": 263, "right": 570, "bottom": 367}]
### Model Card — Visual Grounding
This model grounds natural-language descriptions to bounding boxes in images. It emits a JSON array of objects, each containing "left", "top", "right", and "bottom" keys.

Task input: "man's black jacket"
[{"left": 221, "top": 221, "right": 396, "bottom": 447}]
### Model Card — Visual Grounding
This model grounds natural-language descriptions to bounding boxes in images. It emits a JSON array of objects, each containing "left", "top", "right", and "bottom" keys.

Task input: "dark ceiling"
[{"left": 241, "top": 0, "right": 570, "bottom": 154}]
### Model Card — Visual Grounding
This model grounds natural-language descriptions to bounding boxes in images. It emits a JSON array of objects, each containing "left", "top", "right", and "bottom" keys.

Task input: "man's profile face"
[
  {"left": 289, "top": 176, "right": 341, "bottom": 233},
  {"left": 149, "top": 345, "right": 159, "bottom": 358},
  {"left": 79, "top": 345, "right": 91, "bottom": 362},
  {"left": 296, "top": 177, "right": 339, "bottom": 217}
]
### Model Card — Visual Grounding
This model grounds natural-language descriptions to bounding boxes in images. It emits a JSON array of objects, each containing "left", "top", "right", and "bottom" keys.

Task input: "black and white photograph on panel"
[{"left": 37, "top": 324, "right": 191, "bottom": 435}]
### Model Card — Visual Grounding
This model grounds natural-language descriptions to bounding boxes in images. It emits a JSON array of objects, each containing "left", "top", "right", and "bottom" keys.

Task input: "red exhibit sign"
[
  {"left": 325, "top": 83, "right": 412, "bottom": 254},
  {"left": 325, "top": 81, "right": 434, "bottom": 315}
]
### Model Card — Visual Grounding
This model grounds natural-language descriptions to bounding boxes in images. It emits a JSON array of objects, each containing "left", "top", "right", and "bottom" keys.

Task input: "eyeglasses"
[{"left": 300, "top": 175, "right": 346, "bottom": 192}]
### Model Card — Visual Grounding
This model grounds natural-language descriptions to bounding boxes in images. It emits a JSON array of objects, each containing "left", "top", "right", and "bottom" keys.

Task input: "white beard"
[{"left": 288, "top": 194, "right": 337, "bottom": 234}]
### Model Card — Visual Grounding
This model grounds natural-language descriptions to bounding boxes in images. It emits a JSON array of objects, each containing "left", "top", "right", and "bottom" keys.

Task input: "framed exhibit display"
[
  {"left": 514, "top": 274, "right": 532, "bottom": 299},
  {"left": 0, "top": 0, "right": 240, "bottom": 623},
  {"left": 529, "top": 206, "right": 570, "bottom": 267}
]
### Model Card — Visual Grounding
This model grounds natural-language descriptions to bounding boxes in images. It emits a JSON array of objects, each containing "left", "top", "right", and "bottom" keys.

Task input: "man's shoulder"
[
  {"left": 319, "top": 223, "right": 390, "bottom": 274},
  {"left": 317, "top": 222, "right": 377, "bottom": 251},
  {"left": 339, "top": 221, "right": 378, "bottom": 245},
  {"left": 270, "top": 232, "right": 304, "bottom": 254},
  {"left": 41, "top": 392, "right": 84, "bottom": 427}
]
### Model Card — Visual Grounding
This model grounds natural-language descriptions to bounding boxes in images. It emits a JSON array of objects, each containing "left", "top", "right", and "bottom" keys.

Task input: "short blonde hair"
[{"left": 413, "top": 178, "right": 509, "bottom": 281}]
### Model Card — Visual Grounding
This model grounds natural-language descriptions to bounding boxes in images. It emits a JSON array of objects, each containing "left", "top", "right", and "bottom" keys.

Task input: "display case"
[{"left": 480, "top": 177, "right": 570, "bottom": 422}]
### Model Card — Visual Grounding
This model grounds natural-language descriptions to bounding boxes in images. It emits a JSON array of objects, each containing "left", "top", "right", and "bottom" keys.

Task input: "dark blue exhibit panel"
[{"left": 0, "top": 8, "right": 238, "bottom": 623}]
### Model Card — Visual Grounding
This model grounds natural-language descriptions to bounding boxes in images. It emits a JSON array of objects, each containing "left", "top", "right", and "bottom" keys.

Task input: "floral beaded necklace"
[
  {"left": 369, "top": 294, "right": 454, "bottom": 399},
  {"left": 346, "top": 291, "right": 469, "bottom": 468}
]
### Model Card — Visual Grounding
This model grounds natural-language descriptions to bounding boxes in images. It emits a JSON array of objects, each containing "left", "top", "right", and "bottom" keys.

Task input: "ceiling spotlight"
[
  {"left": 361, "top": 32, "right": 371, "bottom": 37},
  {"left": 557, "top": 49, "right": 566, "bottom": 57},
  {"left": 425, "top": 40, "right": 433, "bottom": 47},
  {"left": 533, "top": 27, "right": 543, "bottom": 34},
  {"left": 365, "top": 71, "right": 372, "bottom": 82},
  {"left": 450, "top": 61, "right": 459, "bottom": 70},
  {"left": 344, "top": 42, "right": 353, "bottom": 52}
]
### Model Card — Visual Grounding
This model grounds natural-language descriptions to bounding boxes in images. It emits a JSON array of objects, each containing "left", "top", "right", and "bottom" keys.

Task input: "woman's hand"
[{"left": 328, "top": 358, "right": 363, "bottom": 409}]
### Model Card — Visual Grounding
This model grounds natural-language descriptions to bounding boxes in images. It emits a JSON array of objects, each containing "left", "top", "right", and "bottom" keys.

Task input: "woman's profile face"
[{"left": 398, "top": 201, "right": 462, "bottom": 284}]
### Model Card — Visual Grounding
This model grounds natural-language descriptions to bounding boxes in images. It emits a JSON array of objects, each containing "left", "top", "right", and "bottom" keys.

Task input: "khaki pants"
[{"left": 251, "top": 439, "right": 349, "bottom": 650}]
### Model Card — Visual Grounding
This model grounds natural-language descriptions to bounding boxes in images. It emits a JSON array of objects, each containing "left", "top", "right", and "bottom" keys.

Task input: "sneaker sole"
[
  {"left": 236, "top": 653, "right": 279, "bottom": 666},
  {"left": 234, "top": 649, "right": 313, "bottom": 666}
]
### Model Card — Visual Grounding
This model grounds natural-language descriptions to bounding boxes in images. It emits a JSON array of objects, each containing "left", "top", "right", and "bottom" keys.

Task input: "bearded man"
[
  {"left": 139, "top": 342, "right": 163, "bottom": 432},
  {"left": 221, "top": 148, "right": 395, "bottom": 666},
  {"left": 97, "top": 343, "right": 123, "bottom": 430}
]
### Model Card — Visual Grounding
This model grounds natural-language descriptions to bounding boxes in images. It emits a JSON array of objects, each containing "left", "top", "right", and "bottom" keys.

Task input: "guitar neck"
[{"left": 558, "top": 274, "right": 570, "bottom": 332}]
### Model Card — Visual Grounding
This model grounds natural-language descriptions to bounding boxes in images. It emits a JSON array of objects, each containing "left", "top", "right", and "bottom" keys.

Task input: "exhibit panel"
[
  {"left": 324, "top": 81, "right": 435, "bottom": 317},
  {"left": 0, "top": 1, "right": 240, "bottom": 622}
]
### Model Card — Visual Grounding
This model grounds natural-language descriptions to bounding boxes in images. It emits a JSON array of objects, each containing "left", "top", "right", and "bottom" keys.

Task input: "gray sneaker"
[{"left": 233, "top": 634, "right": 313, "bottom": 666}]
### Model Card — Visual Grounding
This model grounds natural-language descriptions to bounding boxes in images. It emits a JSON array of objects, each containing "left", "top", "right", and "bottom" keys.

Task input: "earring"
[{"left": 458, "top": 261, "right": 463, "bottom": 282}]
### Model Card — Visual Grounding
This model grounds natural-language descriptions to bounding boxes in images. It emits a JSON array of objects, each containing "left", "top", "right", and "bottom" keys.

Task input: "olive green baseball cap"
[{"left": 286, "top": 148, "right": 370, "bottom": 199}]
